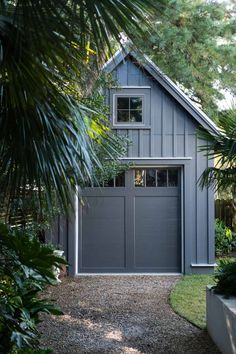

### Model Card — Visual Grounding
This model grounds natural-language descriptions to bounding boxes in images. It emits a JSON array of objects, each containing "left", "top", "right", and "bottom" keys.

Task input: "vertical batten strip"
[
  {"left": 150, "top": 88, "right": 155, "bottom": 157},
  {"left": 128, "top": 130, "right": 132, "bottom": 157},
  {"left": 184, "top": 115, "right": 188, "bottom": 157},
  {"left": 173, "top": 105, "right": 177, "bottom": 157},
  {"left": 161, "top": 92, "right": 164, "bottom": 157},
  {"left": 195, "top": 134, "right": 198, "bottom": 263},
  {"left": 139, "top": 130, "right": 143, "bottom": 157},
  {"left": 207, "top": 152, "right": 210, "bottom": 263}
]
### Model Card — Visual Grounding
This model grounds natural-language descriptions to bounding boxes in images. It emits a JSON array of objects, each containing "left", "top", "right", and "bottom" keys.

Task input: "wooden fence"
[
  {"left": 45, "top": 216, "right": 69, "bottom": 259},
  {"left": 215, "top": 199, "right": 233, "bottom": 228}
]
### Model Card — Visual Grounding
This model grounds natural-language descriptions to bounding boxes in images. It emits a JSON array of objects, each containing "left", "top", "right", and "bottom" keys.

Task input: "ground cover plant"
[
  {"left": 170, "top": 274, "right": 214, "bottom": 329},
  {"left": 170, "top": 257, "right": 236, "bottom": 328},
  {"left": 0, "top": 223, "right": 66, "bottom": 353}
]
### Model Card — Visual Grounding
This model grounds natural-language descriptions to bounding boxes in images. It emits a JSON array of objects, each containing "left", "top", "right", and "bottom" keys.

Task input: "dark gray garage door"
[{"left": 79, "top": 168, "right": 181, "bottom": 273}]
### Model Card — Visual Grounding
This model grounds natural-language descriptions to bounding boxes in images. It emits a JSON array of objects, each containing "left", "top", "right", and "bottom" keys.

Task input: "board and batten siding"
[
  {"left": 46, "top": 54, "right": 215, "bottom": 275},
  {"left": 109, "top": 55, "right": 214, "bottom": 273}
]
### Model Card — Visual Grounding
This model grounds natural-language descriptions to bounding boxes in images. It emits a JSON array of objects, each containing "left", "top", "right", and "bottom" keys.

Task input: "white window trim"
[
  {"left": 112, "top": 93, "right": 146, "bottom": 127},
  {"left": 111, "top": 86, "right": 151, "bottom": 89}
]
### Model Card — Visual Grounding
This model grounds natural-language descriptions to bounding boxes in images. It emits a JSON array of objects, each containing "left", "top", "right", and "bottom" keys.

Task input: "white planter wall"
[
  {"left": 207, "top": 286, "right": 236, "bottom": 354},
  {"left": 53, "top": 250, "right": 64, "bottom": 283}
]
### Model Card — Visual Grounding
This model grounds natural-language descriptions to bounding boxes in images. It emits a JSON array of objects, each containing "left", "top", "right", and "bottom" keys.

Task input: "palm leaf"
[
  {"left": 199, "top": 110, "right": 236, "bottom": 192},
  {"left": 0, "top": 1, "right": 158, "bottom": 213}
]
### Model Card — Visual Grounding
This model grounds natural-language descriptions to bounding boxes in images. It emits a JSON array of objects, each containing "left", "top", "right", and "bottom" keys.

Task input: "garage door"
[{"left": 78, "top": 168, "right": 181, "bottom": 273}]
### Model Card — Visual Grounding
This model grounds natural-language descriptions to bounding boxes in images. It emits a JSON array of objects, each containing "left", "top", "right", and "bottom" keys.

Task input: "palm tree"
[
  {"left": 199, "top": 110, "right": 236, "bottom": 230},
  {"left": 0, "top": 0, "right": 156, "bottom": 213}
]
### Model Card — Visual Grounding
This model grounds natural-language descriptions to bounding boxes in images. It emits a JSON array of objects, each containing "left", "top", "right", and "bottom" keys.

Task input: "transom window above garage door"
[
  {"left": 134, "top": 168, "right": 179, "bottom": 187},
  {"left": 103, "top": 172, "right": 125, "bottom": 187},
  {"left": 115, "top": 96, "right": 143, "bottom": 123}
]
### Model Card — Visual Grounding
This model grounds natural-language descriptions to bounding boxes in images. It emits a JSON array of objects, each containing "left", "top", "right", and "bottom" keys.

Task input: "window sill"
[{"left": 112, "top": 125, "right": 151, "bottom": 130}]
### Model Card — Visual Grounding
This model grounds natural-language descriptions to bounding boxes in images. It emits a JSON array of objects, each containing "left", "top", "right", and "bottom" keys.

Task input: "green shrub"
[
  {"left": 232, "top": 231, "right": 236, "bottom": 250},
  {"left": 214, "top": 258, "right": 236, "bottom": 297},
  {"left": 215, "top": 219, "right": 233, "bottom": 256},
  {"left": 0, "top": 223, "right": 67, "bottom": 354}
]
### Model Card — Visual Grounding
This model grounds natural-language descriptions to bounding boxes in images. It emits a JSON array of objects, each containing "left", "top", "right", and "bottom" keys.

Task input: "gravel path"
[{"left": 40, "top": 276, "right": 220, "bottom": 354}]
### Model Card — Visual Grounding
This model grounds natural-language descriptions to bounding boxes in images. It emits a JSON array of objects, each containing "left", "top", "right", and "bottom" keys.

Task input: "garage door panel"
[
  {"left": 133, "top": 187, "right": 179, "bottom": 197},
  {"left": 79, "top": 168, "right": 181, "bottom": 273},
  {"left": 134, "top": 196, "right": 180, "bottom": 271},
  {"left": 81, "top": 197, "right": 126, "bottom": 269}
]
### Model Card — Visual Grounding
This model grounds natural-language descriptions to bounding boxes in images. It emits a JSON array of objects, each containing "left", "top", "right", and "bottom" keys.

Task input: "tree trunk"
[
  {"left": 231, "top": 185, "right": 236, "bottom": 232},
  {"left": 231, "top": 200, "right": 236, "bottom": 232}
]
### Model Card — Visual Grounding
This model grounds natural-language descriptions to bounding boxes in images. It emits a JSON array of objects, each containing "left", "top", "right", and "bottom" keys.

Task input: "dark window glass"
[
  {"left": 92, "top": 180, "right": 100, "bottom": 187},
  {"left": 117, "top": 110, "right": 129, "bottom": 122},
  {"left": 146, "top": 169, "right": 156, "bottom": 187},
  {"left": 115, "top": 172, "right": 125, "bottom": 187},
  {"left": 116, "top": 96, "right": 143, "bottom": 123},
  {"left": 130, "top": 110, "right": 142, "bottom": 123},
  {"left": 157, "top": 169, "right": 167, "bottom": 187},
  {"left": 130, "top": 97, "right": 142, "bottom": 110},
  {"left": 168, "top": 168, "right": 178, "bottom": 187},
  {"left": 117, "top": 97, "right": 129, "bottom": 109},
  {"left": 135, "top": 169, "right": 145, "bottom": 187},
  {"left": 104, "top": 179, "right": 114, "bottom": 187}
]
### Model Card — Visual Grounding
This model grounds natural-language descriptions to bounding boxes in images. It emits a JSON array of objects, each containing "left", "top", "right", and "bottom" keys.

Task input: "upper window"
[{"left": 115, "top": 96, "right": 143, "bottom": 124}]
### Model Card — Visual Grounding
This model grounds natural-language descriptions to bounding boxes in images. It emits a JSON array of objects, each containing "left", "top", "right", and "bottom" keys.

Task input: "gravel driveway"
[{"left": 40, "top": 276, "right": 220, "bottom": 354}]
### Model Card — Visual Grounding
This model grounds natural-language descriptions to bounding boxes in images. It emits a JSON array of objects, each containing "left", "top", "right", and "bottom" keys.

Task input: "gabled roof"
[{"left": 103, "top": 48, "right": 219, "bottom": 135}]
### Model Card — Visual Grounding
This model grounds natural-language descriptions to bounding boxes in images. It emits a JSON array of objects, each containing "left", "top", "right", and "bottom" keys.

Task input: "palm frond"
[
  {"left": 199, "top": 110, "right": 236, "bottom": 192},
  {"left": 0, "top": 1, "right": 158, "bottom": 213}
]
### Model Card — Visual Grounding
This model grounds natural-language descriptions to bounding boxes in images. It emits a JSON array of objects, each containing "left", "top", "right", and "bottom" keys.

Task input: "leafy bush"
[
  {"left": 214, "top": 258, "right": 236, "bottom": 297},
  {"left": 0, "top": 223, "right": 67, "bottom": 354},
  {"left": 232, "top": 231, "right": 236, "bottom": 249},
  {"left": 215, "top": 219, "right": 234, "bottom": 256}
]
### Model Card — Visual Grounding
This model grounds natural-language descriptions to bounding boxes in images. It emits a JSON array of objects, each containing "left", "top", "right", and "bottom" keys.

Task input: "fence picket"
[{"left": 215, "top": 199, "right": 233, "bottom": 228}]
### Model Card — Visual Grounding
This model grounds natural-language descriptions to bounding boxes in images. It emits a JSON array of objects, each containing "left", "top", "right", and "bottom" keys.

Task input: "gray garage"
[
  {"left": 51, "top": 48, "right": 219, "bottom": 275},
  {"left": 80, "top": 168, "right": 181, "bottom": 273}
]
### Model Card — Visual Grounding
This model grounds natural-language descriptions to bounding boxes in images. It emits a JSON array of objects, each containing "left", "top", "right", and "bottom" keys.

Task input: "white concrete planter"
[
  {"left": 53, "top": 250, "right": 64, "bottom": 283},
  {"left": 207, "top": 286, "right": 236, "bottom": 354}
]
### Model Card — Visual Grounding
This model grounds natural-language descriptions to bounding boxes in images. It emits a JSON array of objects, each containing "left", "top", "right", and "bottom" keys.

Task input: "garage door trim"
[{"left": 75, "top": 165, "right": 184, "bottom": 274}]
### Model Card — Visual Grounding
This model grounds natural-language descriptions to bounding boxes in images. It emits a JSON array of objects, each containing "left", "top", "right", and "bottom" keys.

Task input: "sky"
[{"left": 218, "top": 90, "right": 236, "bottom": 110}]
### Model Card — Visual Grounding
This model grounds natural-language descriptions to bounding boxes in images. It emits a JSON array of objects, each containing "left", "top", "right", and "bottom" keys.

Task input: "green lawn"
[{"left": 170, "top": 275, "right": 215, "bottom": 329}]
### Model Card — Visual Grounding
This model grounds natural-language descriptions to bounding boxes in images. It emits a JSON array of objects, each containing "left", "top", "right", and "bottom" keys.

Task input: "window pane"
[
  {"left": 115, "top": 172, "right": 125, "bottom": 187},
  {"left": 135, "top": 169, "right": 145, "bottom": 187},
  {"left": 104, "top": 179, "right": 114, "bottom": 187},
  {"left": 157, "top": 169, "right": 167, "bottom": 187},
  {"left": 130, "top": 110, "right": 142, "bottom": 122},
  {"left": 117, "top": 97, "right": 129, "bottom": 109},
  {"left": 117, "top": 110, "right": 129, "bottom": 122},
  {"left": 130, "top": 97, "right": 142, "bottom": 110},
  {"left": 93, "top": 180, "right": 100, "bottom": 187},
  {"left": 168, "top": 168, "right": 178, "bottom": 187},
  {"left": 146, "top": 169, "right": 156, "bottom": 187}
]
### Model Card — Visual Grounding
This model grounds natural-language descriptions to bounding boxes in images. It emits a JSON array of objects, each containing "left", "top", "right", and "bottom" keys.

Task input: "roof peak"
[{"left": 103, "top": 47, "right": 219, "bottom": 135}]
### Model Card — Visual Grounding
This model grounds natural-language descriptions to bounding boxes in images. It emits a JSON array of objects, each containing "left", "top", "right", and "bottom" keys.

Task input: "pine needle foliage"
[{"left": 137, "top": 0, "right": 236, "bottom": 117}]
